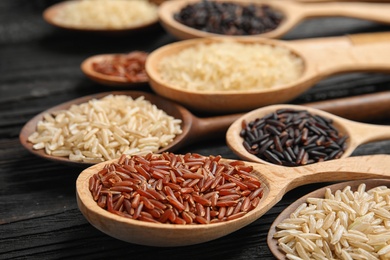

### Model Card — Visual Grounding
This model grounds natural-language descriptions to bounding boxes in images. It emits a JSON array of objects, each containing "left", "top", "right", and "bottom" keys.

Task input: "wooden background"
[{"left": 1, "top": 1, "right": 390, "bottom": 259}]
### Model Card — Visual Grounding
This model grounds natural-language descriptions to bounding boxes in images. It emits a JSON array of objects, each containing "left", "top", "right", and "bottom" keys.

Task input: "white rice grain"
[
  {"left": 53, "top": 0, "right": 158, "bottom": 29},
  {"left": 158, "top": 41, "right": 303, "bottom": 92}
]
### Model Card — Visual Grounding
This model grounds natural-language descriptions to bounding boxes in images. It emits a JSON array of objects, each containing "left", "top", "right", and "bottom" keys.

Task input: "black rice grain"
[
  {"left": 240, "top": 109, "right": 348, "bottom": 166},
  {"left": 174, "top": 0, "right": 284, "bottom": 36}
]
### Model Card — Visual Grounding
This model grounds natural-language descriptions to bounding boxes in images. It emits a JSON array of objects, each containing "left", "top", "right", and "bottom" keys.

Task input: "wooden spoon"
[
  {"left": 19, "top": 91, "right": 238, "bottom": 168},
  {"left": 81, "top": 53, "right": 149, "bottom": 87},
  {"left": 146, "top": 33, "right": 390, "bottom": 113},
  {"left": 43, "top": 0, "right": 159, "bottom": 34},
  {"left": 19, "top": 91, "right": 390, "bottom": 168},
  {"left": 226, "top": 104, "right": 390, "bottom": 166},
  {"left": 76, "top": 154, "right": 390, "bottom": 246},
  {"left": 158, "top": 0, "right": 390, "bottom": 40},
  {"left": 267, "top": 178, "right": 390, "bottom": 259}
]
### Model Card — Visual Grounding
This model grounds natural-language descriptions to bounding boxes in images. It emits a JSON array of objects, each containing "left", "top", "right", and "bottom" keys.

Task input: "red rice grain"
[{"left": 89, "top": 152, "right": 263, "bottom": 224}]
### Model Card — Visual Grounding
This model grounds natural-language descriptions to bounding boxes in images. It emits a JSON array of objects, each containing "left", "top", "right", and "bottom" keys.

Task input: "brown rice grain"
[
  {"left": 28, "top": 95, "right": 182, "bottom": 162},
  {"left": 274, "top": 183, "right": 390, "bottom": 259}
]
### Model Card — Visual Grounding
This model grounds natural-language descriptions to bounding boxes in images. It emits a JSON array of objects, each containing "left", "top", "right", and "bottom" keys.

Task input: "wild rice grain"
[{"left": 89, "top": 153, "right": 263, "bottom": 224}]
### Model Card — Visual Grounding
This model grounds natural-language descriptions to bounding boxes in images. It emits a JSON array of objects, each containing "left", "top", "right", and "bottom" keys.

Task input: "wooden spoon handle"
[
  {"left": 266, "top": 1, "right": 390, "bottom": 38},
  {"left": 339, "top": 118, "right": 390, "bottom": 148},
  {"left": 295, "top": 2, "right": 390, "bottom": 24},
  {"left": 290, "top": 32, "right": 390, "bottom": 79},
  {"left": 264, "top": 154, "right": 390, "bottom": 195},
  {"left": 305, "top": 91, "right": 390, "bottom": 122},
  {"left": 189, "top": 113, "right": 242, "bottom": 142},
  {"left": 185, "top": 91, "right": 390, "bottom": 145},
  {"left": 301, "top": 154, "right": 390, "bottom": 184},
  {"left": 348, "top": 32, "right": 390, "bottom": 45}
]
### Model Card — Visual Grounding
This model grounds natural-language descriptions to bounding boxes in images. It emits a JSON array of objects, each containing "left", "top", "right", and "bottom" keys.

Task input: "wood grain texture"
[{"left": 0, "top": 1, "right": 389, "bottom": 259}]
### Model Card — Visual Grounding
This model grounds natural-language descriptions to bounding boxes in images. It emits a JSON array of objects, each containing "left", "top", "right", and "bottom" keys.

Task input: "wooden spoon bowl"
[
  {"left": 19, "top": 91, "right": 240, "bottom": 168},
  {"left": 159, "top": 0, "right": 390, "bottom": 40},
  {"left": 226, "top": 104, "right": 390, "bottom": 166},
  {"left": 81, "top": 53, "right": 149, "bottom": 87},
  {"left": 267, "top": 178, "right": 390, "bottom": 259},
  {"left": 43, "top": 0, "right": 159, "bottom": 35},
  {"left": 76, "top": 154, "right": 390, "bottom": 246},
  {"left": 146, "top": 33, "right": 390, "bottom": 114}
]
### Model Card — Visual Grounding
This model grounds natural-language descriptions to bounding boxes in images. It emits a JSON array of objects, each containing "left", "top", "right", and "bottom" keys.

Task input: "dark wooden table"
[{"left": 1, "top": 1, "right": 390, "bottom": 259}]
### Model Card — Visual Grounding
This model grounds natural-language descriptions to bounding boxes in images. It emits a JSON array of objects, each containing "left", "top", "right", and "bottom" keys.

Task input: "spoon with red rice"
[{"left": 76, "top": 153, "right": 390, "bottom": 246}]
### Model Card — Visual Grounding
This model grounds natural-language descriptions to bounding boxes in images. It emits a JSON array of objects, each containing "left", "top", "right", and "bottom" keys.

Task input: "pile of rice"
[
  {"left": 158, "top": 41, "right": 304, "bottom": 92},
  {"left": 274, "top": 183, "right": 390, "bottom": 260},
  {"left": 53, "top": 0, "right": 158, "bottom": 29},
  {"left": 28, "top": 95, "right": 182, "bottom": 163}
]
